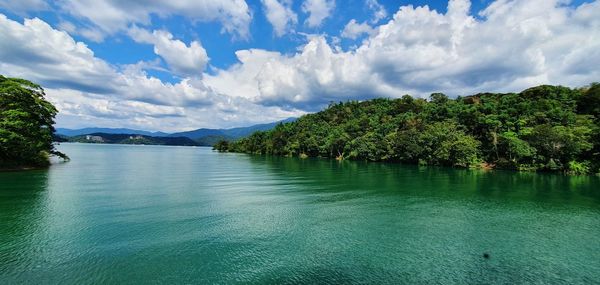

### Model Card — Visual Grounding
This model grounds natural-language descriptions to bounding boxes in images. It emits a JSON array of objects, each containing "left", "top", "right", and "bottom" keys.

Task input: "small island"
[{"left": 216, "top": 84, "right": 600, "bottom": 175}]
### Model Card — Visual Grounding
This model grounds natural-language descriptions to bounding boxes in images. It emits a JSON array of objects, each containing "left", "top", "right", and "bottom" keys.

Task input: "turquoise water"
[{"left": 1, "top": 143, "right": 599, "bottom": 284}]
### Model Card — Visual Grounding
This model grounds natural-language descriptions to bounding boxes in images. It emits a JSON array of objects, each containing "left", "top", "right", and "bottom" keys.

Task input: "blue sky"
[{"left": 0, "top": 0, "right": 599, "bottom": 131}]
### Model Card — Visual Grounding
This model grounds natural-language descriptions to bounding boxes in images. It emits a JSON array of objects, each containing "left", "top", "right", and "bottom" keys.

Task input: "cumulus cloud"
[
  {"left": 2, "top": 0, "right": 600, "bottom": 131},
  {"left": 341, "top": 19, "right": 375, "bottom": 39},
  {"left": 57, "top": 0, "right": 252, "bottom": 41},
  {"left": 302, "top": 0, "right": 335, "bottom": 28},
  {"left": 262, "top": 0, "right": 298, "bottom": 37},
  {"left": 48, "top": 87, "right": 300, "bottom": 132},
  {"left": 0, "top": 14, "right": 303, "bottom": 131},
  {"left": 0, "top": 14, "right": 119, "bottom": 94},
  {"left": 366, "top": 0, "right": 387, "bottom": 23},
  {"left": 0, "top": 14, "right": 213, "bottom": 107},
  {"left": 203, "top": 0, "right": 600, "bottom": 110},
  {"left": 128, "top": 27, "right": 209, "bottom": 78},
  {"left": 204, "top": 36, "right": 395, "bottom": 110}
]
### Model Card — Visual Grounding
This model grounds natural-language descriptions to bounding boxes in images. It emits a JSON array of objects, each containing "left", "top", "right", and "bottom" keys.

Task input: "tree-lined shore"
[
  {"left": 3, "top": 74, "right": 599, "bottom": 175},
  {"left": 216, "top": 84, "right": 600, "bottom": 175}
]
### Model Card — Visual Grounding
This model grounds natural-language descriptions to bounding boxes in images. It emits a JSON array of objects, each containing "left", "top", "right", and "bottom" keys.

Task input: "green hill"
[{"left": 216, "top": 84, "right": 600, "bottom": 175}]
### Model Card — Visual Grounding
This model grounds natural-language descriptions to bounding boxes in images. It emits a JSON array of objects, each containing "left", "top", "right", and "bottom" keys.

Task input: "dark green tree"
[
  {"left": 213, "top": 140, "right": 230, "bottom": 152},
  {"left": 578, "top": 83, "right": 600, "bottom": 120},
  {"left": 0, "top": 75, "right": 67, "bottom": 168}
]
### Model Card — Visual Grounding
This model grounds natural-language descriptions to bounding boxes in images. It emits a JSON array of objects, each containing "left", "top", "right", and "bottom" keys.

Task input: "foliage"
[
  {"left": 216, "top": 84, "right": 600, "bottom": 175},
  {"left": 567, "top": 161, "right": 591, "bottom": 176},
  {"left": 213, "top": 140, "right": 229, "bottom": 152},
  {"left": 0, "top": 75, "right": 67, "bottom": 168},
  {"left": 578, "top": 83, "right": 600, "bottom": 120}
]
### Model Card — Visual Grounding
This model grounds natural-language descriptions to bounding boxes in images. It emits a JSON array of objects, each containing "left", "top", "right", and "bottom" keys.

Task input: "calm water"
[{"left": 1, "top": 144, "right": 599, "bottom": 284}]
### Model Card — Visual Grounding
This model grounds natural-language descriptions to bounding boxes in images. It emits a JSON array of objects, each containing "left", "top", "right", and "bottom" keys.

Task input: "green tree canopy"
[
  {"left": 216, "top": 84, "right": 600, "bottom": 175},
  {"left": 0, "top": 75, "right": 67, "bottom": 168}
]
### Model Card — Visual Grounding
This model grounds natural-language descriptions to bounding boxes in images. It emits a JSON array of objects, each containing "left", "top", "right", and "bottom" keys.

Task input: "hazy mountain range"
[
  {"left": 56, "top": 128, "right": 169, "bottom": 137},
  {"left": 55, "top": 118, "right": 296, "bottom": 146},
  {"left": 167, "top": 117, "right": 296, "bottom": 140}
]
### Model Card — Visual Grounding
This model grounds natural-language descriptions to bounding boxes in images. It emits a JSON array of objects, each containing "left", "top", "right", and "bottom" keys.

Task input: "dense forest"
[
  {"left": 0, "top": 75, "right": 67, "bottom": 169},
  {"left": 215, "top": 84, "right": 600, "bottom": 175}
]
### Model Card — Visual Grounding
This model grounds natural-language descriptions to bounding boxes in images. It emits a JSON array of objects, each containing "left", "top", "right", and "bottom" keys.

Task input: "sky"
[{"left": 0, "top": 0, "right": 599, "bottom": 132}]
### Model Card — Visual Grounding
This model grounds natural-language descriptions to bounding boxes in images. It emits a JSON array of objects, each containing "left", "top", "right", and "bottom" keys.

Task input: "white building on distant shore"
[{"left": 85, "top": 135, "right": 103, "bottom": 142}]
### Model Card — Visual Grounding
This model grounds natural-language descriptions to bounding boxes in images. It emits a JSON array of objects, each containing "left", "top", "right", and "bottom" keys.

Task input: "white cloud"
[
  {"left": 57, "top": 20, "right": 76, "bottom": 33},
  {"left": 204, "top": 0, "right": 600, "bottom": 109},
  {"left": 204, "top": 49, "right": 282, "bottom": 101},
  {"left": 0, "top": 14, "right": 303, "bottom": 131},
  {"left": 0, "top": 0, "right": 48, "bottom": 15},
  {"left": 204, "top": 36, "right": 394, "bottom": 110},
  {"left": 262, "top": 0, "right": 298, "bottom": 37},
  {"left": 128, "top": 27, "right": 209, "bottom": 78},
  {"left": 2, "top": 0, "right": 600, "bottom": 131},
  {"left": 0, "top": 14, "right": 119, "bottom": 93},
  {"left": 302, "top": 0, "right": 335, "bottom": 28},
  {"left": 341, "top": 19, "right": 374, "bottom": 40},
  {"left": 0, "top": 16, "right": 213, "bottom": 107},
  {"left": 366, "top": 0, "right": 387, "bottom": 23},
  {"left": 48, "top": 87, "right": 302, "bottom": 132},
  {"left": 57, "top": 0, "right": 252, "bottom": 41},
  {"left": 77, "top": 28, "right": 107, "bottom": 43}
]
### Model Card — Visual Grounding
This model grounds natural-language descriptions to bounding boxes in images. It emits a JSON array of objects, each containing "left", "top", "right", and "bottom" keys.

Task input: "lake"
[{"left": 1, "top": 143, "right": 599, "bottom": 284}]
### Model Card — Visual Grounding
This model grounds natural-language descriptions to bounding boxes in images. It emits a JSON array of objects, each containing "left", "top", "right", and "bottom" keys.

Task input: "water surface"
[{"left": 1, "top": 143, "right": 599, "bottom": 284}]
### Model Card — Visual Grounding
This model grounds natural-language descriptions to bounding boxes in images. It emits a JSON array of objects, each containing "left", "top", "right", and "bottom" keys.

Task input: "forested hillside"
[{"left": 215, "top": 84, "right": 600, "bottom": 175}]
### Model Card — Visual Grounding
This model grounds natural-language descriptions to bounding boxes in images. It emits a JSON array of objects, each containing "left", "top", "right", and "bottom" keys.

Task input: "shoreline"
[
  {"left": 0, "top": 165, "right": 48, "bottom": 172},
  {"left": 222, "top": 151, "right": 600, "bottom": 177},
  {"left": 55, "top": 141, "right": 210, "bottom": 148}
]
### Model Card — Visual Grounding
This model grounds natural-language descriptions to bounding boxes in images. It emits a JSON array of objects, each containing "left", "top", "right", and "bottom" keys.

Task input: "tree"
[
  {"left": 578, "top": 82, "right": 600, "bottom": 121},
  {"left": 499, "top": 132, "right": 535, "bottom": 162},
  {"left": 392, "top": 120, "right": 424, "bottom": 163},
  {"left": 213, "top": 140, "right": 229, "bottom": 152},
  {"left": 418, "top": 121, "right": 481, "bottom": 167},
  {"left": 325, "top": 126, "right": 349, "bottom": 159},
  {"left": 526, "top": 123, "right": 593, "bottom": 168},
  {"left": 0, "top": 75, "right": 67, "bottom": 168}
]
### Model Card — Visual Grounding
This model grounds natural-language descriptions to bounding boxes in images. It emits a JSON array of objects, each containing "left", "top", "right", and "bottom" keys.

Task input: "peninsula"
[{"left": 216, "top": 84, "right": 600, "bottom": 175}]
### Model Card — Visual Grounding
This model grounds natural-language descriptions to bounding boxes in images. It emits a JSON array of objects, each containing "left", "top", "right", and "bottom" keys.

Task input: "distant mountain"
[
  {"left": 54, "top": 118, "right": 297, "bottom": 146},
  {"left": 67, "top": 133, "right": 198, "bottom": 146},
  {"left": 168, "top": 128, "right": 226, "bottom": 139},
  {"left": 169, "top": 117, "right": 297, "bottom": 140},
  {"left": 56, "top": 127, "right": 169, "bottom": 137},
  {"left": 222, "top": 117, "right": 297, "bottom": 138}
]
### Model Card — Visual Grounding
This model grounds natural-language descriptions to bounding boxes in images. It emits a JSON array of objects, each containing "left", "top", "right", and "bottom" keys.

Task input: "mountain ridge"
[
  {"left": 168, "top": 117, "right": 297, "bottom": 140},
  {"left": 56, "top": 118, "right": 296, "bottom": 139},
  {"left": 55, "top": 118, "right": 297, "bottom": 146},
  {"left": 56, "top": 127, "right": 169, "bottom": 137}
]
